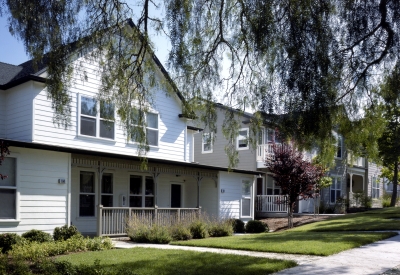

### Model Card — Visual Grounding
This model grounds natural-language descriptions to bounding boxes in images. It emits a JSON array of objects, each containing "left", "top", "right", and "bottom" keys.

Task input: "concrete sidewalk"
[
  {"left": 274, "top": 232, "right": 400, "bottom": 275},
  {"left": 113, "top": 231, "right": 400, "bottom": 275}
]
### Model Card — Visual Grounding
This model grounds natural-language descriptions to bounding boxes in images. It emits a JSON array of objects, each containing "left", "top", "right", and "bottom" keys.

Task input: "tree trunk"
[
  {"left": 288, "top": 204, "right": 294, "bottom": 228},
  {"left": 391, "top": 160, "right": 398, "bottom": 207}
]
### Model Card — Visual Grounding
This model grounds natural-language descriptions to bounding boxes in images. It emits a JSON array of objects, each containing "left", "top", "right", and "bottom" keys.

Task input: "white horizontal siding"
[
  {"left": 0, "top": 147, "right": 69, "bottom": 234},
  {"left": 219, "top": 171, "right": 254, "bottom": 222},
  {"left": 4, "top": 82, "right": 35, "bottom": 141},
  {"left": 32, "top": 56, "right": 187, "bottom": 162}
]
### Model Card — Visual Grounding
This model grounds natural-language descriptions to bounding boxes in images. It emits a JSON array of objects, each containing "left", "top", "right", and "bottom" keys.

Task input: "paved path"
[{"left": 113, "top": 231, "right": 400, "bottom": 275}]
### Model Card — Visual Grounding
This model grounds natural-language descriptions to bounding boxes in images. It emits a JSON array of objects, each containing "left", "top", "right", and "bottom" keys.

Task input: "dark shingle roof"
[{"left": 0, "top": 59, "right": 47, "bottom": 89}]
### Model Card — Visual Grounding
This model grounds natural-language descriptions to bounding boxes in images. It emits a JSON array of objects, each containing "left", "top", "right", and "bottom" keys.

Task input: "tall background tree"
[
  {"left": 1, "top": 0, "right": 399, "bottom": 166},
  {"left": 266, "top": 144, "right": 325, "bottom": 228},
  {"left": 377, "top": 63, "right": 400, "bottom": 206}
]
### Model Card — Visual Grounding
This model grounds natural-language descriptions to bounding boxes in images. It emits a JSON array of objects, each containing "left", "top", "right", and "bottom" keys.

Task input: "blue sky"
[
  {"left": 0, "top": 15, "right": 170, "bottom": 67},
  {"left": 0, "top": 16, "right": 29, "bottom": 65}
]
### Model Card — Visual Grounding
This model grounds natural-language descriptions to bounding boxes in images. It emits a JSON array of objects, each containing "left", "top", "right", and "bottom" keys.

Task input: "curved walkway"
[{"left": 113, "top": 231, "right": 400, "bottom": 275}]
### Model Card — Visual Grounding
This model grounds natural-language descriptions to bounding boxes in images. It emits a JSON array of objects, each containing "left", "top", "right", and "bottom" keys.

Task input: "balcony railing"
[
  {"left": 256, "top": 144, "right": 276, "bottom": 162},
  {"left": 347, "top": 155, "right": 365, "bottom": 167},
  {"left": 97, "top": 206, "right": 201, "bottom": 236},
  {"left": 256, "top": 195, "right": 288, "bottom": 213}
]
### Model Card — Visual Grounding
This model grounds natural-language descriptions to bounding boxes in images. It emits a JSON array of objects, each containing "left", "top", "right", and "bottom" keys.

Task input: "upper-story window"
[
  {"left": 130, "top": 110, "right": 159, "bottom": 147},
  {"left": 202, "top": 133, "right": 213, "bottom": 153},
  {"left": 258, "top": 128, "right": 280, "bottom": 145},
  {"left": 80, "top": 96, "right": 115, "bottom": 139},
  {"left": 335, "top": 134, "right": 343, "bottom": 158},
  {"left": 0, "top": 157, "right": 17, "bottom": 220},
  {"left": 237, "top": 128, "right": 249, "bottom": 150}
]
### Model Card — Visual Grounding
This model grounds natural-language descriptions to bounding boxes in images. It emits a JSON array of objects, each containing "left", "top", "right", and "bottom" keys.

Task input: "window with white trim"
[
  {"left": 129, "top": 175, "right": 154, "bottom": 207},
  {"left": 241, "top": 179, "right": 252, "bottom": 217},
  {"left": 266, "top": 180, "right": 280, "bottom": 195},
  {"left": 101, "top": 173, "right": 113, "bottom": 207},
  {"left": 335, "top": 134, "right": 343, "bottom": 158},
  {"left": 330, "top": 177, "right": 342, "bottom": 203},
  {"left": 79, "top": 171, "right": 95, "bottom": 216},
  {"left": 79, "top": 96, "right": 115, "bottom": 139},
  {"left": 258, "top": 128, "right": 280, "bottom": 145},
  {"left": 372, "top": 177, "right": 380, "bottom": 198},
  {"left": 0, "top": 157, "right": 16, "bottom": 219},
  {"left": 237, "top": 128, "right": 249, "bottom": 150},
  {"left": 202, "top": 133, "right": 213, "bottom": 153},
  {"left": 129, "top": 110, "right": 159, "bottom": 146}
]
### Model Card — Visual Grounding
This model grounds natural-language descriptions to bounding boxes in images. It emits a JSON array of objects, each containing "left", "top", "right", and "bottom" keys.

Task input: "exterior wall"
[
  {"left": 31, "top": 55, "right": 187, "bottom": 162},
  {"left": 219, "top": 171, "right": 255, "bottom": 222},
  {"left": 3, "top": 82, "right": 35, "bottom": 142},
  {"left": 193, "top": 107, "right": 256, "bottom": 171},
  {"left": 0, "top": 147, "right": 70, "bottom": 234},
  {"left": 70, "top": 154, "right": 220, "bottom": 234},
  {"left": 0, "top": 91, "right": 5, "bottom": 138}
]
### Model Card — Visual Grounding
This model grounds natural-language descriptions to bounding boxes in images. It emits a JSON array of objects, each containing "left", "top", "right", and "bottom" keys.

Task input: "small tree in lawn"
[
  {"left": 266, "top": 144, "right": 325, "bottom": 228},
  {"left": 0, "top": 141, "right": 10, "bottom": 180}
]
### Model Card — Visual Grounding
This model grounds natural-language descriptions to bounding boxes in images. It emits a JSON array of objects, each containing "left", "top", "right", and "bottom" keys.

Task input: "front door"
[{"left": 171, "top": 184, "right": 181, "bottom": 208}]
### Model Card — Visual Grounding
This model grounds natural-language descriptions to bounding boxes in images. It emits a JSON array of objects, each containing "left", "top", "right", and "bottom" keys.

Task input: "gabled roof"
[{"left": 0, "top": 59, "right": 47, "bottom": 90}]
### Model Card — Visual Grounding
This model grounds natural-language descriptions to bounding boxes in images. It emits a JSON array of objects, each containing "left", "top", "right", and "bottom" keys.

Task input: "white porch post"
[
  {"left": 349, "top": 173, "right": 353, "bottom": 193},
  {"left": 97, "top": 161, "right": 105, "bottom": 237},
  {"left": 196, "top": 172, "right": 203, "bottom": 208},
  {"left": 151, "top": 168, "right": 160, "bottom": 207}
]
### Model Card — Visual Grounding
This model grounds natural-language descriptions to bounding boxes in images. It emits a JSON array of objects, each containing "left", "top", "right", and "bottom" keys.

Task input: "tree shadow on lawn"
[{"left": 60, "top": 248, "right": 296, "bottom": 275}]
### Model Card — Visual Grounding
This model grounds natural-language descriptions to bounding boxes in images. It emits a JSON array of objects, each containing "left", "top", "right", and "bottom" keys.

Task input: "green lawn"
[
  {"left": 171, "top": 231, "right": 396, "bottom": 256},
  {"left": 290, "top": 207, "right": 400, "bottom": 232},
  {"left": 57, "top": 247, "right": 297, "bottom": 275},
  {"left": 171, "top": 207, "right": 400, "bottom": 256}
]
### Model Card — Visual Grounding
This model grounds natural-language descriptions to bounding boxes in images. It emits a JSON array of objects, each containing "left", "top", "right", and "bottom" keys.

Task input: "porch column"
[
  {"left": 349, "top": 173, "right": 353, "bottom": 193},
  {"left": 151, "top": 168, "right": 160, "bottom": 206},
  {"left": 195, "top": 172, "right": 203, "bottom": 208},
  {"left": 97, "top": 161, "right": 105, "bottom": 236}
]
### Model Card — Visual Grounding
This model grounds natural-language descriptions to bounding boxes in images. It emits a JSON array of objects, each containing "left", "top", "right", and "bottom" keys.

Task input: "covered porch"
[{"left": 70, "top": 155, "right": 218, "bottom": 236}]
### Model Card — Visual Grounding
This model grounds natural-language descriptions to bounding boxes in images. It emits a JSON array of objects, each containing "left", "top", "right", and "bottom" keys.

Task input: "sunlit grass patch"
[
  {"left": 171, "top": 231, "right": 397, "bottom": 256},
  {"left": 57, "top": 247, "right": 296, "bottom": 275}
]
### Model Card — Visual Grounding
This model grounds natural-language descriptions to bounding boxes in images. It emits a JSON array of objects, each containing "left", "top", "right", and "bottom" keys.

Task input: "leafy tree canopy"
[{"left": 1, "top": 0, "right": 399, "bottom": 166}]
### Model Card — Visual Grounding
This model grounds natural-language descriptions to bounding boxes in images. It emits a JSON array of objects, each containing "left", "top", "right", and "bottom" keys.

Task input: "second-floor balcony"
[{"left": 256, "top": 144, "right": 276, "bottom": 168}]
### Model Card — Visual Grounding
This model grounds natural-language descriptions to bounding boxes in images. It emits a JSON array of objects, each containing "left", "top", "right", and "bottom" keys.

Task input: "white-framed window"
[
  {"left": 266, "top": 180, "right": 280, "bottom": 195},
  {"left": 335, "top": 134, "right": 343, "bottom": 159},
  {"left": 0, "top": 157, "right": 17, "bottom": 220},
  {"left": 330, "top": 177, "right": 342, "bottom": 203},
  {"left": 130, "top": 110, "right": 159, "bottom": 147},
  {"left": 237, "top": 128, "right": 249, "bottom": 150},
  {"left": 202, "top": 133, "right": 213, "bottom": 153},
  {"left": 258, "top": 128, "right": 280, "bottom": 145},
  {"left": 101, "top": 173, "right": 113, "bottom": 207},
  {"left": 79, "top": 171, "right": 95, "bottom": 216},
  {"left": 79, "top": 95, "right": 115, "bottom": 140},
  {"left": 129, "top": 175, "right": 154, "bottom": 207},
  {"left": 241, "top": 179, "right": 252, "bottom": 217},
  {"left": 372, "top": 177, "right": 380, "bottom": 198}
]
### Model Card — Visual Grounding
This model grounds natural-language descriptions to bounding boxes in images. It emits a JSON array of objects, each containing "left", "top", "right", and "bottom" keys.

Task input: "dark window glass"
[
  {"left": 81, "top": 97, "right": 97, "bottom": 116},
  {"left": 101, "top": 195, "right": 113, "bottom": 207},
  {"left": 145, "top": 197, "right": 154, "bottom": 207},
  {"left": 145, "top": 177, "right": 154, "bottom": 195},
  {"left": 130, "top": 176, "right": 142, "bottom": 195},
  {"left": 146, "top": 129, "right": 158, "bottom": 146},
  {"left": 129, "top": 196, "right": 142, "bottom": 207},
  {"left": 80, "top": 172, "right": 94, "bottom": 193},
  {"left": 102, "top": 174, "right": 113, "bottom": 194},
  {"left": 0, "top": 189, "right": 16, "bottom": 219},
  {"left": 80, "top": 194, "right": 95, "bottom": 216},
  {"left": 100, "top": 120, "right": 114, "bottom": 139},
  {"left": 81, "top": 117, "right": 96, "bottom": 136}
]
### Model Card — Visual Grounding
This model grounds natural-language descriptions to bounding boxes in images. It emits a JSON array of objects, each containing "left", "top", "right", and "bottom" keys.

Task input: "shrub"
[
  {"left": 170, "top": 223, "right": 192, "bottom": 241},
  {"left": 9, "top": 235, "right": 113, "bottom": 261},
  {"left": 189, "top": 219, "right": 209, "bottom": 239},
  {"left": 232, "top": 219, "right": 245, "bottom": 233},
  {"left": 245, "top": 220, "right": 268, "bottom": 233},
  {"left": 0, "top": 233, "right": 23, "bottom": 253},
  {"left": 53, "top": 225, "right": 81, "bottom": 241},
  {"left": 126, "top": 217, "right": 172, "bottom": 244},
  {"left": 22, "top": 229, "right": 53, "bottom": 243},
  {"left": 208, "top": 219, "right": 234, "bottom": 237}
]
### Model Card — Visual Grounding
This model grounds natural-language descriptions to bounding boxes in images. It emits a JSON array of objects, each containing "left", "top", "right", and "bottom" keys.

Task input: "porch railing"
[
  {"left": 256, "top": 144, "right": 282, "bottom": 163},
  {"left": 97, "top": 206, "right": 201, "bottom": 236},
  {"left": 256, "top": 195, "right": 288, "bottom": 213}
]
